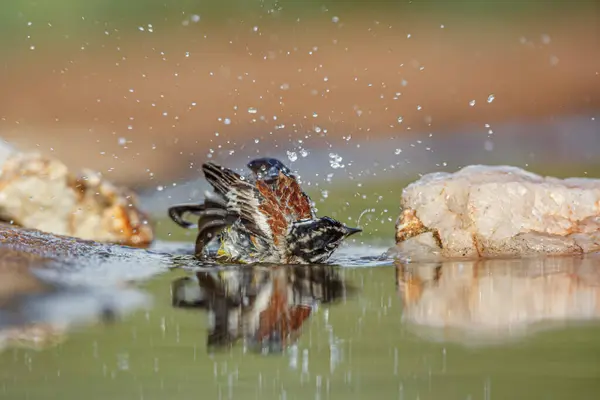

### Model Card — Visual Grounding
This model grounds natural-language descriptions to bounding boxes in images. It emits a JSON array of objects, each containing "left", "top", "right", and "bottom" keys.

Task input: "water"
[{"left": 1, "top": 237, "right": 600, "bottom": 399}]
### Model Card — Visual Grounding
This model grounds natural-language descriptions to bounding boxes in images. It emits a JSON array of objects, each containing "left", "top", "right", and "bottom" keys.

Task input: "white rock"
[
  {"left": 0, "top": 152, "right": 154, "bottom": 246},
  {"left": 395, "top": 165, "right": 600, "bottom": 259},
  {"left": 0, "top": 138, "right": 15, "bottom": 166}
]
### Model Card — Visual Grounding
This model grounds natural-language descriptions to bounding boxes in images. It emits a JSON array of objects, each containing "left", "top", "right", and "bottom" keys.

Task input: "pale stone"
[
  {"left": 0, "top": 152, "right": 154, "bottom": 246},
  {"left": 395, "top": 165, "right": 600, "bottom": 259}
]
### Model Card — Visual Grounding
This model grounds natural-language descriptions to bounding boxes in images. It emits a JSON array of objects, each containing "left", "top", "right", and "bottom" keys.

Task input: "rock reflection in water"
[
  {"left": 0, "top": 241, "right": 152, "bottom": 352},
  {"left": 171, "top": 265, "right": 353, "bottom": 353},
  {"left": 396, "top": 255, "right": 600, "bottom": 345}
]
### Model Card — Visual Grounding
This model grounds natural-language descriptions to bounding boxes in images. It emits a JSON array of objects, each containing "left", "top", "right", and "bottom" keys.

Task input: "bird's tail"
[{"left": 167, "top": 190, "right": 228, "bottom": 229}]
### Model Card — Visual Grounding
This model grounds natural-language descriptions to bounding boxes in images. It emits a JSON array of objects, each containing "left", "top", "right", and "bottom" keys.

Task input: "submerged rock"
[
  {"left": 0, "top": 152, "right": 154, "bottom": 246},
  {"left": 395, "top": 165, "right": 600, "bottom": 259}
]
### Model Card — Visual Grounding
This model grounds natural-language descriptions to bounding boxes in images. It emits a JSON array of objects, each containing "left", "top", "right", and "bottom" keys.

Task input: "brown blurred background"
[{"left": 0, "top": 1, "right": 598, "bottom": 194}]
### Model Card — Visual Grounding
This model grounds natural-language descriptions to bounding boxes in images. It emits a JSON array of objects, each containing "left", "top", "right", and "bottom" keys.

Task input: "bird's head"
[
  {"left": 247, "top": 158, "right": 293, "bottom": 181},
  {"left": 288, "top": 217, "right": 362, "bottom": 263}
]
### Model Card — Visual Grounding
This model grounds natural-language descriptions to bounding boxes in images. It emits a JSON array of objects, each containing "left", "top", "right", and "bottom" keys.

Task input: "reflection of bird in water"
[
  {"left": 167, "top": 158, "right": 361, "bottom": 264},
  {"left": 171, "top": 265, "right": 352, "bottom": 353}
]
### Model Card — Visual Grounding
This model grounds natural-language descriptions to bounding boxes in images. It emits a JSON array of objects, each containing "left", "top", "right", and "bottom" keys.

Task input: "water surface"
[{"left": 1, "top": 241, "right": 600, "bottom": 399}]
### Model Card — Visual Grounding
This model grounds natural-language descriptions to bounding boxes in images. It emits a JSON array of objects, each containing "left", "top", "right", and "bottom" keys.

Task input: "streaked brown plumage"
[{"left": 168, "top": 158, "right": 361, "bottom": 264}]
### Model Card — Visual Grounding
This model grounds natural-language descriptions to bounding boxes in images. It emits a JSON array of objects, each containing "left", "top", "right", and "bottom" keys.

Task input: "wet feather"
[{"left": 168, "top": 158, "right": 362, "bottom": 264}]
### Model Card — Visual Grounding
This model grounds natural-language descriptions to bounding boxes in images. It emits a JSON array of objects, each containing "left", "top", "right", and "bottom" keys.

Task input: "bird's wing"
[
  {"left": 203, "top": 161, "right": 300, "bottom": 248},
  {"left": 227, "top": 180, "right": 288, "bottom": 247},
  {"left": 269, "top": 172, "right": 315, "bottom": 221},
  {"left": 202, "top": 162, "right": 245, "bottom": 197}
]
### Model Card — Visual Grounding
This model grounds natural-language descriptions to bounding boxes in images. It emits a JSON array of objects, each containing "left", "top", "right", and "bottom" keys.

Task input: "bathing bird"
[{"left": 168, "top": 157, "right": 362, "bottom": 264}]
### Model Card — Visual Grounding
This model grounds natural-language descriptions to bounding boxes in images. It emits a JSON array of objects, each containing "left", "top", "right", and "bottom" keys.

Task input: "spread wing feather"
[
  {"left": 226, "top": 182, "right": 272, "bottom": 239},
  {"left": 227, "top": 181, "right": 288, "bottom": 247},
  {"left": 271, "top": 172, "right": 315, "bottom": 221},
  {"left": 202, "top": 162, "right": 244, "bottom": 197},
  {"left": 202, "top": 161, "right": 304, "bottom": 250},
  {"left": 255, "top": 181, "right": 288, "bottom": 245}
]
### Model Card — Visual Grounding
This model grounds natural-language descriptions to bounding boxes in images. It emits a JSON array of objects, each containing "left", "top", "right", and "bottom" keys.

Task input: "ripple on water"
[{"left": 153, "top": 241, "right": 395, "bottom": 270}]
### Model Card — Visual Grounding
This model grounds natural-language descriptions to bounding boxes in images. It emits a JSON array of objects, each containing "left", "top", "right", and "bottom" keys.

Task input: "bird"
[{"left": 168, "top": 157, "right": 362, "bottom": 264}]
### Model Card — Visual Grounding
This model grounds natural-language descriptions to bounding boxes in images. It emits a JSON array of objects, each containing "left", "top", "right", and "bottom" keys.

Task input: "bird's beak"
[{"left": 344, "top": 226, "right": 362, "bottom": 236}]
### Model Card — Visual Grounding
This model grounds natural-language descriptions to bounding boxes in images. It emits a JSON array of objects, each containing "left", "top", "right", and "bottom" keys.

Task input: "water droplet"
[
  {"left": 300, "top": 149, "right": 309, "bottom": 157},
  {"left": 287, "top": 151, "right": 298, "bottom": 162},
  {"left": 332, "top": 16, "right": 340, "bottom": 23},
  {"left": 416, "top": 105, "right": 422, "bottom": 111},
  {"left": 541, "top": 34, "right": 551, "bottom": 45},
  {"left": 487, "top": 94, "right": 495, "bottom": 103},
  {"left": 248, "top": 107, "right": 257, "bottom": 114},
  {"left": 224, "top": 118, "right": 231, "bottom": 125},
  {"left": 190, "top": 14, "right": 201, "bottom": 23},
  {"left": 397, "top": 116, "right": 403, "bottom": 124},
  {"left": 469, "top": 100, "right": 476, "bottom": 107},
  {"left": 280, "top": 83, "right": 290, "bottom": 90},
  {"left": 117, "top": 353, "right": 130, "bottom": 371},
  {"left": 321, "top": 190, "right": 329, "bottom": 198},
  {"left": 329, "top": 153, "right": 344, "bottom": 169},
  {"left": 118, "top": 138, "right": 127, "bottom": 145},
  {"left": 314, "top": 126, "right": 322, "bottom": 133},
  {"left": 394, "top": 148, "right": 402, "bottom": 155},
  {"left": 157, "top": 186, "right": 164, "bottom": 192}
]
